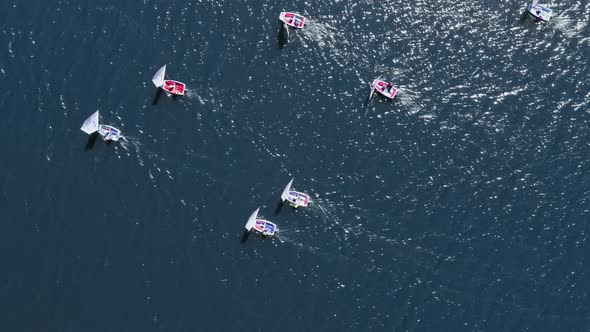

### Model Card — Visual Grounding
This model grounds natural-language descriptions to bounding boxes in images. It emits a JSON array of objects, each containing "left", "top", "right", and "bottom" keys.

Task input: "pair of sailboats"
[
  {"left": 80, "top": 65, "right": 186, "bottom": 142},
  {"left": 279, "top": 11, "right": 398, "bottom": 101},
  {"left": 243, "top": 178, "right": 310, "bottom": 238}
]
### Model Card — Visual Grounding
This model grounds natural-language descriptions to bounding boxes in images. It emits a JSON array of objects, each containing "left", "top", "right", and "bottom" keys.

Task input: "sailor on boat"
[{"left": 385, "top": 83, "right": 394, "bottom": 93}]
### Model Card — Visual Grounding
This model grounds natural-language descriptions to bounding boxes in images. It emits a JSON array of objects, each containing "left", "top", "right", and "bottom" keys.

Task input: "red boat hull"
[{"left": 163, "top": 80, "right": 186, "bottom": 95}]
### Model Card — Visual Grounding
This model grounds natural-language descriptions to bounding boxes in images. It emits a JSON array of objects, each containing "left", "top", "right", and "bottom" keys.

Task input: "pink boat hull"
[
  {"left": 373, "top": 80, "right": 397, "bottom": 99},
  {"left": 279, "top": 12, "right": 306, "bottom": 29}
]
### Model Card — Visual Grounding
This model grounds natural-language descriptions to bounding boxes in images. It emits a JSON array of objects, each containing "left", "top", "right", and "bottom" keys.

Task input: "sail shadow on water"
[
  {"left": 362, "top": 82, "right": 376, "bottom": 111},
  {"left": 363, "top": 93, "right": 372, "bottom": 109},
  {"left": 277, "top": 23, "right": 289, "bottom": 49},
  {"left": 240, "top": 229, "right": 251, "bottom": 243},
  {"left": 84, "top": 132, "right": 99, "bottom": 151},
  {"left": 151, "top": 88, "right": 163, "bottom": 105},
  {"left": 274, "top": 199, "right": 284, "bottom": 215}
]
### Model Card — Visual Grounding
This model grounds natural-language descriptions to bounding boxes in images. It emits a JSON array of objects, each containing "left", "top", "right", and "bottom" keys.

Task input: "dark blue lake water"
[{"left": 1, "top": 0, "right": 589, "bottom": 330}]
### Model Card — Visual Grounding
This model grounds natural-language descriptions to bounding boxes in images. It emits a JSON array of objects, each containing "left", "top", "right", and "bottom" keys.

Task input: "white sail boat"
[
  {"left": 279, "top": 12, "right": 306, "bottom": 29},
  {"left": 281, "top": 178, "right": 310, "bottom": 208},
  {"left": 368, "top": 79, "right": 378, "bottom": 100},
  {"left": 528, "top": 0, "right": 553, "bottom": 21},
  {"left": 244, "top": 208, "right": 278, "bottom": 236},
  {"left": 369, "top": 78, "right": 398, "bottom": 100},
  {"left": 80, "top": 111, "right": 123, "bottom": 142},
  {"left": 152, "top": 65, "right": 186, "bottom": 96}
]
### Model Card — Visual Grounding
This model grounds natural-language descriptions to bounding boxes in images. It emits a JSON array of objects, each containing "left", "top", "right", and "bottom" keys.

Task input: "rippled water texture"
[{"left": 0, "top": 0, "right": 589, "bottom": 330}]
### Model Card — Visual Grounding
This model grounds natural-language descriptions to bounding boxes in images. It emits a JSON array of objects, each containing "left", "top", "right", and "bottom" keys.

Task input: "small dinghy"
[
  {"left": 279, "top": 12, "right": 306, "bottom": 29},
  {"left": 281, "top": 178, "right": 310, "bottom": 208},
  {"left": 528, "top": 0, "right": 553, "bottom": 21},
  {"left": 244, "top": 208, "right": 278, "bottom": 237},
  {"left": 369, "top": 78, "right": 398, "bottom": 100},
  {"left": 152, "top": 65, "right": 186, "bottom": 96},
  {"left": 97, "top": 125, "right": 123, "bottom": 142},
  {"left": 81, "top": 111, "right": 123, "bottom": 142}
]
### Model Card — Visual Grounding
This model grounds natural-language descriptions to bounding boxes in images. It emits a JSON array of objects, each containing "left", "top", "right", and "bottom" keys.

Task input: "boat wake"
[
  {"left": 294, "top": 196, "right": 361, "bottom": 245},
  {"left": 274, "top": 230, "right": 320, "bottom": 253},
  {"left": 276, "top": 229, "right": 352, "bottom": 263},
  {"left": 183, "top": 89, "right": 201, "bottom": 101},
  {"left": 302, "top": 20, "right": 339, "bottom": 49},
  {"left": 394, "top": 87, "right": 424, "bottom": 116},
  {"left": 118, "top": 135, "right": 141, "bottom": 151},
  {"left": 118, "top": 134, "right": 176, "bottom": 186},
  {"left": 551, "top": 15, "right": 586, "bottom": 40}
]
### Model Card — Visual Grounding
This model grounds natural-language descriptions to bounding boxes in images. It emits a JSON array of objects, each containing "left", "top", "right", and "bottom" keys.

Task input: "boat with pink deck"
[
  {"left": 244, "top": 208, "right": 278, "bottom": 237},
  {"left": 280, "top": 178, "right": 310, "bottom": 208},
  {"left": 152, "top": 65, "right": 186, "bottom": 96},
  {"left": 369, "top": 78, "right": 398, "bottom": 100},
  {"left": 279, "top": 12, "right": 306, "bottom": 29}
]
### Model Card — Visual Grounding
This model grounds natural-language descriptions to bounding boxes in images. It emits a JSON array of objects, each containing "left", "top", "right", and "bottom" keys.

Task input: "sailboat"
[
  {"left": 80, "top": 111, "right": 123, "bottom": 142},
  {"left": 244, "top": 208, "right": 278, "bottom": 236},
  {"left": 280, "top": 178, "right": 310, "bottom": 208},
  {"left": 528, "top": 0, "right": 553, "bottom": 21},
  {"left": 369, "top": 78, "right": 398, "bottom": 100},
  {"left": 152, "top": 65, "right": 186, "bottom": 96},
  {"left": 279, "top": 12, "right": 306, "bottom": 29}
]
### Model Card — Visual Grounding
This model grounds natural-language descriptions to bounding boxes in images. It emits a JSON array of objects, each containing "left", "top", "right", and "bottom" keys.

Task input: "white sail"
[
  {"left": 281, "top": 178, "right": 294, "bottom": 201},
  {"left": 284, "top": 23, "right": 290, "bottom": 38},
  {"left": 80, "top": 111, "right": 100, "bottom": 134},
  {"left": 152, "top": 65, "right": 166, "bottom": 87},
  {"left": 369, "top": 79, "right": 378, "bottom": 99},
  {"left": 245, "top": 208, "right": 259, "bottom": 231}
]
